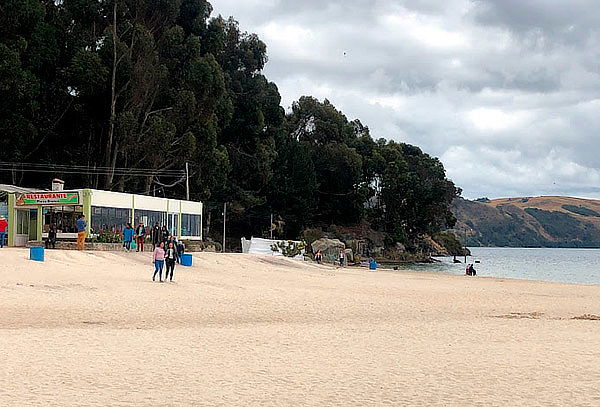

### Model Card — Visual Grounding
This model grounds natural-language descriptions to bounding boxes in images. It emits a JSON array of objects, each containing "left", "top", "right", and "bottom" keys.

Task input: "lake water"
[{"left": 396, "top": 247, "right": 600, "bottom": 285}]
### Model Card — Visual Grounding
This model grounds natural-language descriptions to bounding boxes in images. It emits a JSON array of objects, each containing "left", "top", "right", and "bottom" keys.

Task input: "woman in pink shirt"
[{"left": 152, "top": 242, "right": 166, "bottom": 282}]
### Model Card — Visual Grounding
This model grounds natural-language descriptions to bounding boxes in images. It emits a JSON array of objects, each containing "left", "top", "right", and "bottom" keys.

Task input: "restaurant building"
[{"left": 1, "top": 185, "right": 203, "bottom": 247}]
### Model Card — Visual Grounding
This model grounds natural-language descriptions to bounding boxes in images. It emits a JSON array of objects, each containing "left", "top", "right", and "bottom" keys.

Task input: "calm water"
[{"left": 396, "top": 247, "right": 600, "bottom": 285}]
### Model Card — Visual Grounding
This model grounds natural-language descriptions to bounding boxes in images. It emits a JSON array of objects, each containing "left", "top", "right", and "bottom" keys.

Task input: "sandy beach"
[{"left": 0, "top": 248, "right": 599, "bottom": 406}]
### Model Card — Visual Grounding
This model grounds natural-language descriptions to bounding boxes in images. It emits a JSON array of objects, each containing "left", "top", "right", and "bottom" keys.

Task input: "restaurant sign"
[{"left": 16, "top": 192, "right": 80, "bottom": 206}]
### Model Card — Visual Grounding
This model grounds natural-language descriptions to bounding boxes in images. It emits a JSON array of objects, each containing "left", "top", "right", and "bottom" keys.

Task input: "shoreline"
[{"left": 6, "top": 246, "right": 599, "bottom": 287}]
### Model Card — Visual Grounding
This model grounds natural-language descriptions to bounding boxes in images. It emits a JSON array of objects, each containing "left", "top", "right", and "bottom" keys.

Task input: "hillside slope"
[{"left": 452, "top": 196, "right": 600, "bottom": 247}]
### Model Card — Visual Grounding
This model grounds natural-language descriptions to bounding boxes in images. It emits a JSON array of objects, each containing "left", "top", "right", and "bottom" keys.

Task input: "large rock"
[
  {"left": 311, "top": 238, "right": 345, "bottom": 259},
  {"left": 344, "top": 248, "right": 354, "bottom": 263}
]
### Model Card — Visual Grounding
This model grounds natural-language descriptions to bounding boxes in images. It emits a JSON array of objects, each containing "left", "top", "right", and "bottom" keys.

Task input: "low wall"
[
  {"left": 27, "top": 240, "right": 217, "bottom": 252},
  {"left": 27, "top": 241, "right": 124, "bottom": 251}
]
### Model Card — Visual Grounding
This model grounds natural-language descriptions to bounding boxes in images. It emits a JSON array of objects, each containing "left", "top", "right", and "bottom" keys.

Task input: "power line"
[
  {"left": 0, "top": 161, "right": 185, "bottom": 174},
  {"left": 0, "top": 162, "right": 185, "bottom": 177}
]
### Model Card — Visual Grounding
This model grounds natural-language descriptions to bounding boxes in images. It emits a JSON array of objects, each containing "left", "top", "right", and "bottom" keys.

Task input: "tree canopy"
[{"left": 0, "top": 0, "right": 460, "bottom": 250}]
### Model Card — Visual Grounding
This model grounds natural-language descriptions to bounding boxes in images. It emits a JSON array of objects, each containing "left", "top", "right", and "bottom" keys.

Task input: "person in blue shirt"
[
  {"left": 76, "top": 214, "right": 87, "bottom": 250},
  {"left": 123, "top": 223, "right": 135, "bottom": 252}
]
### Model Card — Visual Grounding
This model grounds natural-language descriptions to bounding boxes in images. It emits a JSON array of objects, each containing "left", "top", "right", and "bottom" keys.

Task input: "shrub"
[
  {"left": 271, "top": 240, "right": 307, "bottom": 257},
  {"left": 562, "top": 205, "right": 600, "bottom": 218},
  {"left": 95, "top": 231, "right": 121, "bottom": 243},
  {"left": 301, "top": 228, "right": 324, "bottom": 250}
]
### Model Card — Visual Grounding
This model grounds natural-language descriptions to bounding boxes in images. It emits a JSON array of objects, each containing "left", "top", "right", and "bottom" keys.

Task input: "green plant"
[
  {"left": 271, "top": 240, "right": 307, "bottom": 257},
  {"left": 301, "top": 228, "right": 324, "bottom": 249},
  {"left": 95, "top": 231, "right": 122, "bottom": 243}
]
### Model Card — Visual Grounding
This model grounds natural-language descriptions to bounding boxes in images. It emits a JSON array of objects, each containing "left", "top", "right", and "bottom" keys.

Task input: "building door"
[
  {"left": 14, "top": 209, "right": 30, "bottom": 247},
  {"left": 28, "top": 209, "right": 38, "bottom": 241},
  {"left": 167, "top": 213, "right": 178, "bottom": 236}
]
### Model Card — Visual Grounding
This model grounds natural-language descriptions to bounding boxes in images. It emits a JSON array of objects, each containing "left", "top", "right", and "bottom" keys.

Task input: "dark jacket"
[
  {"left": 135, "top": 225, "right": 146, "bottom": 237},
  {"left": 152, "top": 226, "right": 161, "bottom": 243}
]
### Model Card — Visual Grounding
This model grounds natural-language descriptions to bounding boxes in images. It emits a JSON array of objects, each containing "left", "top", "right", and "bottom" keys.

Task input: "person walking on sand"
[
  {"left": 0, "top": 215, "right": 8, "bottom": 248},
  {"left": 76, "top": 214, "right": 87, "bottom": 250},
  {"left": 165, "top": 241, "right": 177, "bottom": 282},
  {"left": 135, "top": 222, "right": 146, "bottom": 252},
  {"left": 339, "top": 249, "right": 345, "bottom": 267},
  {"left": 315, "top": 250, "right": 323, "bottom": 265},
  {"left": 152, "top": 242, "right": 166, "bottom": 282},
  {"left": 123, "top": 223, "right": 134, "bottom": 252}
]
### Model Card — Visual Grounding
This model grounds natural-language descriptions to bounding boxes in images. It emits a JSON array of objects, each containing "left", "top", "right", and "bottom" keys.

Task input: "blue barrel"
[
  {"left": 30, "top": 246, "right": 45, "bottom": 262},
  {"left": 369, "top": 260, "right": 378, "bottom": 270},
  {"left": 180, "top": 253, "right": 193, "bottom": 267}
]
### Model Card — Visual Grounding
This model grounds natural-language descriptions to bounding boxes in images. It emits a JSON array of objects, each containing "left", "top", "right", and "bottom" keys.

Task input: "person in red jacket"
[{"left": 0, "top": 216, "right": 8, "bottom": 248}]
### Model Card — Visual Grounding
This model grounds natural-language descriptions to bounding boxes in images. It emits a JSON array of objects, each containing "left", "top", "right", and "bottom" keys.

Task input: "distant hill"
[{"left": 451, "top": 196, "right": 600, "bottom": 248}]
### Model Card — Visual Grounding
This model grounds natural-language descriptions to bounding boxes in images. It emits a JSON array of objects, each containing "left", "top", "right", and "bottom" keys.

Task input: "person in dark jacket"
[
  {"left": 46, "top": 224, "right": 57, "bottom": 249},
  {"left": 135, "top": 222, "right": 146, "bottom": 252},
  {"left": 176, "top": 239, "right": 185, "bottom": 263},
  {"left": 161, "top": 225, "right": 169, "bottom": 246},
  {"left": 165, "top": 241, "right": 178, "bottom": 282},
  {"left": 151, "top": 222, "right": 161, "bottom": 250}
]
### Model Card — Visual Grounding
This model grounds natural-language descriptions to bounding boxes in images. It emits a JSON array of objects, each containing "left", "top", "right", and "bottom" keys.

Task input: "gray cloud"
[{"left": 212, "top": 0, "right": 600, "bottom": 199}]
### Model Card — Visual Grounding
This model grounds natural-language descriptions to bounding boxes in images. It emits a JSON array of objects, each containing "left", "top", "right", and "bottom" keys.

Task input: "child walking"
[{"left": 152, "top": 242, "right": 166, "bottom": 282}]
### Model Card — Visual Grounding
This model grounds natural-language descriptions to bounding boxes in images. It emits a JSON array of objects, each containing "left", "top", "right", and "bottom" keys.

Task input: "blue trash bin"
[
  {"left": 30, "top": 246, "right": 45, "bottom": 262},
  {"left": 180, "top": 253, "right": 193, "bottom": 267},
  {"left": 369, "top": 260, "right": 378, "bottom": 270}
]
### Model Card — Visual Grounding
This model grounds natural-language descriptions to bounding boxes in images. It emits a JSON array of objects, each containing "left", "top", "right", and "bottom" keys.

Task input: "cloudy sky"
[{"left": 212, "top": 0, "right": 600, "bottom": 199}]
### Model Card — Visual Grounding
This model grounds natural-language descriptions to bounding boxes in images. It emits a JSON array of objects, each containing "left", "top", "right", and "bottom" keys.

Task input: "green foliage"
[
  {"left": 301, "top": 228, "right": 325, "bottom": 249},
  {"left": 94, "top": 231, "right": 122, "bottom": 243},
  {"left": 378, "top": 142, "right": 459, "bottom": 246},
  {"left": 432, "top": 232, "right": 469, "bottom": 256},
  {"left": 270, "top": 240, "right": 307, "bottom": 258},
  {"left": 0, "top": 0, "right": 459, "bottom": 255},
  {"left": 561, "top": 205, "right": 600, "bottom": 218}
]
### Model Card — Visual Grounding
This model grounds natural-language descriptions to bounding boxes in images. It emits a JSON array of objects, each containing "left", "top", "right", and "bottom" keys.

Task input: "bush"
[
  {"left": 432, "top": 231, "right": 470, "bottom": 256},
  {"left": 562, "top": 205, "right": 600, "bottom": 218},
  {"left": 95, "top": 231, "right": 121, "bottom": 243},
  {"left": 301, "top": 228, "right": 324, "bottom": 250},
  {"left": 271, "top": 240, "right": 307, "bottom": 257}
]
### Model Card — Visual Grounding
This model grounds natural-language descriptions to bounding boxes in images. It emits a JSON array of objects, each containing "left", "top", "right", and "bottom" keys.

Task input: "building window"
[
  {"left": 91, "top": 206, "right": 132, "bottom": 234},
  {"left": 181, "top": 214, "right": 201, "bottom": 237},
  {"left": 134, "top": 209, "right": 166, "bottom": 229},
  {"left": 43, "top": 206, "right": 83, "bottom": 233}
]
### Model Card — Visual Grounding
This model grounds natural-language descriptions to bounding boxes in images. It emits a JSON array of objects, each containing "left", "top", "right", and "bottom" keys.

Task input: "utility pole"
[
  {"left": 185, "top": 162, "right": 190, "bottom": 201},
  {"left": 270, "top": 213, "right": 273, "bottom": 240},
  {"left": 464, "top": 228, "right": 468, "bottom": 264},
  {"left": 222, "top": 202, "right": 227, "bottom": 253}
]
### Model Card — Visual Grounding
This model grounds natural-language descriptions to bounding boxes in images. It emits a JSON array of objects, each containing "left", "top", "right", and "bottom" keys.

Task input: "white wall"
[
  {"left": 180, "top": 200, "right": 202, "bottom": 215},
  {"left": 90, "top": 190, "right": 133, "bottom": 209},
  {"left": 133, "top": 195, "right": 168, "bottom": 212}
]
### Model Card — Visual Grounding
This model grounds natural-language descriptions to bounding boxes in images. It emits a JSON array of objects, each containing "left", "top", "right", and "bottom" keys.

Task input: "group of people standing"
[
  {"left": 122, "top": 221, "right": 185, "bottom": 282},
  {"left": 313, "top": 249, "right": 347, "bottom": 267}
]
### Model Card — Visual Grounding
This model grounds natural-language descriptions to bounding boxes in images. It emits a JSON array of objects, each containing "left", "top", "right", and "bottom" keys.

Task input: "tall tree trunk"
[
  {"left": 143, "top": 175, "right": 152, "bottom": 195},
  {"left": 105, "top": 1, "right": 118, "bottom": 189}
]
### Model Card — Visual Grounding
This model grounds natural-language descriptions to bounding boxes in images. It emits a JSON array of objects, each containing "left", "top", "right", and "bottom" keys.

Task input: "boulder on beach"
[{"left": 311, "top": 238, "right": 345, "bottom": 258}]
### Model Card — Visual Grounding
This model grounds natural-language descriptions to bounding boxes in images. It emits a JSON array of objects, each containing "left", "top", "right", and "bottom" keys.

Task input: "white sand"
[{"left": 0, "top": 248, "right": 599, "bottom": 406}]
